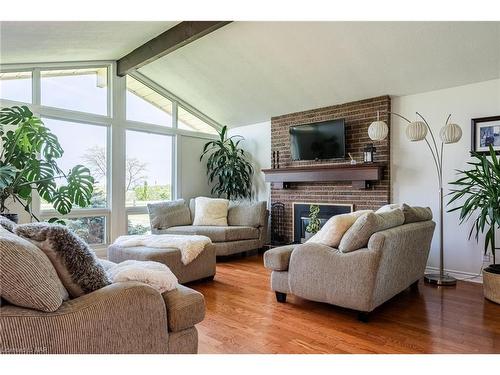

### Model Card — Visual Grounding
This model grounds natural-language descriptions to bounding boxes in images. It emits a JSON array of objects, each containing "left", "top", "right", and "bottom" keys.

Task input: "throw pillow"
[
  {"left": 15, "top": 223, "right": 111, "bottom": 298},
  {"left": 148, "top": 199, "right": 192, "bottom": 230},
  {"left": 401, "top": 203, "right": 433, "bottom": 223},
  {"left": 192, "top": 197, "right": 229, "bottom": 226},
  {"left": 339, "top": 209, "right": 405, "bottom": 253},
  {"left": 227, "top": 201, "right": 267, "bottom": 228},
  {"left": 306, "top": 210, "right": 372, "bottom": 248},
  {"left": 375, "top": 203, "right": 400, "bottom": 213},
  {"left": 0, "top": 215, "right": 17, "bottom": 233},
  {"left": 0, "top": 227, "right": 68, "bottom": 312}
]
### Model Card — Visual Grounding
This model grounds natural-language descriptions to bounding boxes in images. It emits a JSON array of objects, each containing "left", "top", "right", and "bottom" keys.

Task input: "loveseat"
[
  {"left": 0, "top": 226, "right": 205, "bottom": 354},
  {"left": 264, "top": 207, "right": 435, "bottom": 321},
  {"left": 148, "top": 198, "right": 269, "bottom": 257}
]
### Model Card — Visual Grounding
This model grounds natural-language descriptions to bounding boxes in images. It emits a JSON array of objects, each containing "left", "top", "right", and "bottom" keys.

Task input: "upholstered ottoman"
[{"left": 108, "top": 243, "right": 216, "bottom": 284}]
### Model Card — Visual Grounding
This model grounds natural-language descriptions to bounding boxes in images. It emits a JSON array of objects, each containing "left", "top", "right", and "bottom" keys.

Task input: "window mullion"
[{"left": 32, "top": 68, "right": 41, "bottom": 105}]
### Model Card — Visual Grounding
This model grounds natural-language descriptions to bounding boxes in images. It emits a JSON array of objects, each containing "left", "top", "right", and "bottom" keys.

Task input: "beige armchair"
[{"left": 264, "top": 221, "right": 435, "bottom": 321}]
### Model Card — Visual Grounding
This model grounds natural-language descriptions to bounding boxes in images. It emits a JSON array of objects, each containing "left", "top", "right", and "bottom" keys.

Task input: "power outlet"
[{"left": 483, "top": 254, "right": 491, "bottom": 263}]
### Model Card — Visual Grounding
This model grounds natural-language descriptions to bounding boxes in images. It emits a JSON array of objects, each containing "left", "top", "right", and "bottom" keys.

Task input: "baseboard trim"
[{"left": 425, "top": 266, "right": 483, "bottom": 284}]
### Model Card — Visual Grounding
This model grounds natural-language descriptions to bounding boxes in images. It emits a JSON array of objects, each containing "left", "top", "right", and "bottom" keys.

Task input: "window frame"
[{"left": 0, "top": 61, "right": 221, "bottom": 253}]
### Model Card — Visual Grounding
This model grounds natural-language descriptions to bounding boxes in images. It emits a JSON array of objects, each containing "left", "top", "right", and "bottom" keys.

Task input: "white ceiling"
[
  {"left": 138, "top": 21, "right": 500, "bottom": 127},
  {"left": 0, "top": 21, "right": 178, "bottom": 63}
]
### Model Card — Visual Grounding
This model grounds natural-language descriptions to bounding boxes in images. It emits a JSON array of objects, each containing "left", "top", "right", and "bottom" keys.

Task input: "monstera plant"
[
  {"left": 200, "top": 126, "right": 254, "bottom": 200},
  {"left": 0, "top": 105, "right": 94, "bottom": 222}
]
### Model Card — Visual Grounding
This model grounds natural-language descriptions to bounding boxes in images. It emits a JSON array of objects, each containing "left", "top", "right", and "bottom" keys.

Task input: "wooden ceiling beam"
[{"left": 116, "top": 21, "right": 232, "bottom": 77}]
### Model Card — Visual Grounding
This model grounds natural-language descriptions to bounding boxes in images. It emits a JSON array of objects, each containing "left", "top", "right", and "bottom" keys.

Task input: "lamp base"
[{"left": 424, "top": 273, "right": 457, "bottom": 286}]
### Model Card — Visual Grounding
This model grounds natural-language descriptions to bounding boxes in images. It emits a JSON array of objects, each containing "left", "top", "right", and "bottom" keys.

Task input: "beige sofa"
[
  {"left": 1, "top": 283, "right": 205, "bottom": 354},
  {"left": 150, "top": 199, "right": 269, "bottom": 257},
  {"left": 264, "top": 220, "right": 435, "bottom": 321},
  {"left": 0, "top": 227, "right": 205, "bottom": 354}
]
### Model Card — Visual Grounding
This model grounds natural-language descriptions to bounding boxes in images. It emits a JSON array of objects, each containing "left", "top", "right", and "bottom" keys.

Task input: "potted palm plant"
[
  {"left": 0, "top": 106, "right": 95, "bottom": 222},
  {"left": 200, "top": 126, "right": 254, "bottom": 200},
  {"left": 448, "top": 145, "right": 500, "bottom": 304}
]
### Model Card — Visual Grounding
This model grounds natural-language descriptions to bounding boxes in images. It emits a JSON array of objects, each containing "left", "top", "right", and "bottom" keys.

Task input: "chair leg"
[
  {"left": 357, "top": 311, "right": 370, "bottom": 323},
  {"left": 275, "top": 292, "right": 287, "bottom": 303}
]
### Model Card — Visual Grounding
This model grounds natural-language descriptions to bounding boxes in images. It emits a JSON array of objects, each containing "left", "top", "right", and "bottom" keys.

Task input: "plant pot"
[
  {"left": 483, "top": 265, "right": 500, "bottom": 304},
  {"left": 0, "top": 213, "right": 18, "bottom": 224}
]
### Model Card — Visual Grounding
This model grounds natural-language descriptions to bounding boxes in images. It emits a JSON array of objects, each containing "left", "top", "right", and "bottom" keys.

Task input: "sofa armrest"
[
  {"left": 258, "top": 209, "right": 270, "bottom": 244},
  {"left": 0, "top": 282, "right": 169, "bottom": 354},
  {"left": 263, "top": 244, "right": 296, "bottom": 271},
  {"left": 162, "top": 284, "right": 205, "bottom": 332}
]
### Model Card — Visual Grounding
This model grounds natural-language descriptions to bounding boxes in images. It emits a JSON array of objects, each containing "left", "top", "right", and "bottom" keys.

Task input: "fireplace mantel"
[{"left": 262, "top": 163, "right": 385, "bottom": 189}]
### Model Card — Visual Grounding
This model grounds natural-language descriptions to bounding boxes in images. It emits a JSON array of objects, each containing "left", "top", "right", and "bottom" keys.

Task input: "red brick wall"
[{"left": 270, "top": 95, "right": 391, "bottom": 242}]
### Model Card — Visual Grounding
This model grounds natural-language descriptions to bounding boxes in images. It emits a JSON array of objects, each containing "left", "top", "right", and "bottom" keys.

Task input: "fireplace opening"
[{"left": 293, "top": 202, "right": 353, "bottom": 244}]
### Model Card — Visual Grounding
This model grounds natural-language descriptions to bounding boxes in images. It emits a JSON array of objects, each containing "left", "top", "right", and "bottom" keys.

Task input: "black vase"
[{"left": 1, "top": 213, "right": 19, "bottom": 224}]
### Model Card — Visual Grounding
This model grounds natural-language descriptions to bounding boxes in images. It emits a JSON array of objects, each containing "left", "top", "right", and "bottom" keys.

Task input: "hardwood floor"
[{"left": 188, "top": 254, "right": 500, "bottom": 354}]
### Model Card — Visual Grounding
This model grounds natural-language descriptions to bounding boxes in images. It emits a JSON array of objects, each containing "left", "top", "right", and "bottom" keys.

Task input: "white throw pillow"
[
  {"left": 306, "top": 210, "right": 372, "bottom": 248},
  {"left": 375, "top": 203, "right": 400, "bottom": 213},
  {"left": 193, "top": 197, "right": 229, "bottom": 226}
]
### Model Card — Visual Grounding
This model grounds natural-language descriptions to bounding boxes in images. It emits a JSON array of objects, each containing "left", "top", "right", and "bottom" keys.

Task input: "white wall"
[
  {"left": 228, "top": 121, "right": 271, "bottom": 203},
  {"left": 177, "top": 134, "right": 215, "bottom": 200},
  {"left": 392, "top": 79, "right": 500, "bottom": 279}
]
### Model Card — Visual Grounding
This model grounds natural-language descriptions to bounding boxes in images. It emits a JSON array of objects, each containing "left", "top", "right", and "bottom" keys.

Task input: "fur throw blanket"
[
  {"left": 14, "top": 223, "right": 110, "bottom": 297},
  {"left": 100, "top": 259, "right": 178, "bottom": 293},
  {"left": 113, "top": 234, "right": 211, "bottom": 265}
]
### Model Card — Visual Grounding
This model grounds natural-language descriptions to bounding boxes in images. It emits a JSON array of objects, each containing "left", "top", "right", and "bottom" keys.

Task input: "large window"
[
  {"left": 128, "top": 214, "right": 151, "bottom": 235},
  {"left": 125, "top": 130, "right": 173, "bottom": 207},
  {"left": 178, "top": 106, "right": 218, "bottom": 135},
  {"left": 0, "top": 63, "right": 218, "bottom": 251},
  {"left": 40, "top": 118, "right": 108, "bottom": 210},
  {"left": 0, "top": 71, "right": 32, "bottom": 103},
  {"left": 41, "top": 68, "right": 108, "bottom": 115},
  {"left": 126, "top": 76, "right": 173, "bottom": 126},
  {"left": 63, "top": 216, "right": 107, "bottom": 245}
]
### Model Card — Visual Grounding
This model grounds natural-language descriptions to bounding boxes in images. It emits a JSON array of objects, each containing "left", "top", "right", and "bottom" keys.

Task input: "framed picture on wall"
[{"left": 471, "top": 115, "right": 500, "bottom": 154}]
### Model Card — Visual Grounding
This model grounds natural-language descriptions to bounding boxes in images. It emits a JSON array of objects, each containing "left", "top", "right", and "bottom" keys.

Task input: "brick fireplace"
[{"left": 270, "top": 95, "right": 391, "bottom": 243}]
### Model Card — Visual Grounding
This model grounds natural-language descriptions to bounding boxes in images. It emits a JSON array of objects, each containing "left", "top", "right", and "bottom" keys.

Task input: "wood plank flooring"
[{"left": 188, "top": 254, "right": 500, "bottom": 354}]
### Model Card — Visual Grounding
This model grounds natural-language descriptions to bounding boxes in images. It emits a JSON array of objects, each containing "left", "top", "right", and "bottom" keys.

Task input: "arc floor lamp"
[{"left": 368, "top": 111, "right": 463, "bottom": 286}]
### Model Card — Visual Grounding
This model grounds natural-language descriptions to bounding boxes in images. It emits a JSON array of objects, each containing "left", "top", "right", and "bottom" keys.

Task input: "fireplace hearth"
[{"left": 293, "top": 202, "right": 353, "bottom": 244}]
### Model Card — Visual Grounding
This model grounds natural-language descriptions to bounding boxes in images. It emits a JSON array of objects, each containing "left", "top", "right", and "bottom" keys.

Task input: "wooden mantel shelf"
[{"left": 262, "top": 163, "right": 385, "bottom": 189}]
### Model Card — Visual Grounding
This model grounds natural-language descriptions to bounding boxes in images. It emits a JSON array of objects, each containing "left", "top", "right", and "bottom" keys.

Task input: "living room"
[{"left": 1, "top": 0, "right": 499, "bottom": 371}]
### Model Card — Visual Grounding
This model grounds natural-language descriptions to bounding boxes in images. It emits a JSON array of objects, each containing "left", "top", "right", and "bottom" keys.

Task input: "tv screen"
[{"left": 289, "top": 119, "right": 345, "bottom": 160}]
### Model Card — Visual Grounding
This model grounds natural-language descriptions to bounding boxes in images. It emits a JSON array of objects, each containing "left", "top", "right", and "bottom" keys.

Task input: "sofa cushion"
[
  {"left": 401, "top": 203, "right": 433, "bottom": 223},
  {"left": 15, "top": 223, "right": 110, "bottom": 298},
  {"left": 160, "top": 225, "right": 259, "bottom": 242},
  {"left": 0, "top": 227, "right": 68, "bottom": 312},
  {"left": 148, "top": 199, "right": 192, "bottom": 230},
  {"left": 263, "top": 244, "right": 296, "bottom": 271},
  {"left": 306, "top": 210, "right": 372, "bottom": 248},
  {"left": 339, "top": 209, "right": 405, "bottom": 253},
  {"left": 228, "top": 201, "right": 267, "bottom": 228},
  {"left": 192, "top": 197, "right": 229, "bottom": 226},
  {"left": 162, "top": 284, "right": 205, "bottom": 332}
]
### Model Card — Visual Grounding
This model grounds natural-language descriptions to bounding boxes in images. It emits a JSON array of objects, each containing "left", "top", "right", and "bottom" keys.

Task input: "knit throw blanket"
[{"left": 113, "top": 234, "right": 211, "bottom": 265}]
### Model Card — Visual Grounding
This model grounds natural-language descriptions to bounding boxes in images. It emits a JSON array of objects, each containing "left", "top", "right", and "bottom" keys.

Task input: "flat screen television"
[{"left": 289, "top": 119, "right": 345, "bottom": 160}]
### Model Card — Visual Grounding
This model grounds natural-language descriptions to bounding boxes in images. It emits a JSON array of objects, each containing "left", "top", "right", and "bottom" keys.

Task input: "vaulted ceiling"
[
  {"left": 0, "top": 21, "right": 178, "bottom": 63},
  {"left": 1, "top": 21, "right": 499, "bottom": 127},
  {"left": 138, "top": 22, "right": 500, "bottom": 127}
]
